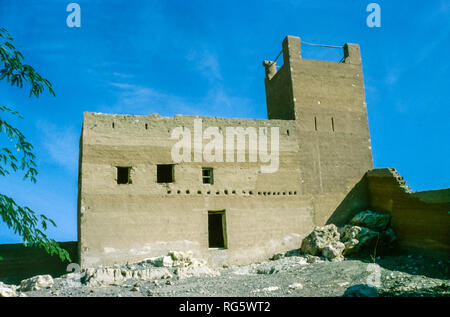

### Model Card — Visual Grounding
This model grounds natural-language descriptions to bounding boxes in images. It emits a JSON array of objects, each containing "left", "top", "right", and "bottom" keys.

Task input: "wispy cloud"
[
  {"left": 105, "top": 82, "right": 252, "bottom": 118},
  {"left": 186, "top": 49, "right": 222, "bottom": 82},
  {"left": 384, "top": 68, "right": 402, "bottom": 85},
  {"left": 103, "top": 49, "right": 252, "bottom": 118},
  {"left": 112, "top": 72, "right": 135, "bottom": 79},
  {"left": 35, "top": 121, "right": 78, "bottom": 173}
]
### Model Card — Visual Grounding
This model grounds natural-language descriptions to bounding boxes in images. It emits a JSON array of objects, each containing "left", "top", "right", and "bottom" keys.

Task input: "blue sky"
[{"left": 0, "top": 0, "right": 449, "bottom": 243}]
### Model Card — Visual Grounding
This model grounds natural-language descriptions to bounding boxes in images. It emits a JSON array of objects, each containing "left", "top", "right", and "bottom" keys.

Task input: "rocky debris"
[
  {"left": 288, "top": 282, "right": 303, "bottom": 290},
  {"left": 343, "top": 284, "right": 379, "bottom": 297},
  {"left": 262, "top": 286, "right": 279, "bottom": 292},
  {"left": 256, "top": 256, "right": 310, "bottom": 275},
  {"left": 342, "top": 210, "right": 396, "bottom": 255},
  {"left": 304, "top": 255, "right": 323, "bottom": 264},
  {"left": 253, "top": 286, "right": 280, "bottom": 293},
  {"left": 147, "top": 251, "right": 200, "bottom": 268},
  {"left": 300, "top": 210, "right": 397, "bottom": 260},
  {"left": 19, "top": 275, "right": 54, "bottom": 292},
  {"left": 175, "top": 265, "right": 220, "bottom": 280},
  {"left": 340, "top": 225, "right": 379, "bottom": 255},
  {"left": 149, "top": 255, "right": 173, "bottom": 267},
  {"left": 350, "top": 210, "right": 391, "bottom": 231},
  {"left": 380, "top": 227, "right": 397, "bottom": 246},
  {"left": 322, "top": 241, "right": 346, "bottom": 261},
  {"left": 0, "top": 282, "right": 18, "bottom": 297},
  {"left": 300, "top": 224, "right": 346, "bottom": 260},
  {"left": 82, "top": 251, "right": 219, "bottom": 286},
  {"left": 300, "top": 224, "right": 341, "bottom": 258},
  {"left": 84, "top": 267, "right": 172, "bottom": 287}
]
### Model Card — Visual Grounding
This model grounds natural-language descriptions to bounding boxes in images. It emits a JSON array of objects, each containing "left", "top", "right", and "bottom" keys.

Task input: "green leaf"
[{"left": 0, "top": 28, "right": 67, "bottom": 263}]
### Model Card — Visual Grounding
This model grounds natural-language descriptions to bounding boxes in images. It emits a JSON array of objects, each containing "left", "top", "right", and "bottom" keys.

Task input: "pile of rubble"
[
  {"left": 300, "top": 210, "right": 396, "bottom": 261},
  {"left": 0, "top": 250, "right": 219, "bottom": 297},
  {"left": 84, "top": 250, "right": 220, "bottom": 287},
  {"left": 0, "top": 275, "right": 55, "bottom": 297}
]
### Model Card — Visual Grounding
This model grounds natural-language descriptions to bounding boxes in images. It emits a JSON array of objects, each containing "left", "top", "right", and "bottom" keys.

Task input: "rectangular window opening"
[
  {"left": 117, "top": 166, "right": 131, "bottom": 184},
  {"left": 157, "top": 164, "right": 174, "bottom": 183},
  {"left": 331, "top": 117, "right": 335, "bottom": 132},
  {"left": 314, "top": 116, "right": 318, "bottom": 131},
  {"left": 202, "top": 167, "right": 214, "bottom": 184},
  {"left": 208, "top": 211, "right": 227, "bottom": 249}
]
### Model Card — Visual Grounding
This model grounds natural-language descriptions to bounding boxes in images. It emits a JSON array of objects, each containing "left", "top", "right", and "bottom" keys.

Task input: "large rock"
[
  {"left": 322, "top": 241, "right": 346, "bottom": 261},
  {"left": 380, "top": 227, "right": 397, "bottom": 246},
  {"left": 340, "top": 225, "right": 380, "bottom": 255},
  {"left": 146, "top": 251, "right": 196, "bottom": 268},
  {"left": 341, "top": 224, "right": 397, "bottom": 255},
  {"left": 350, "top": 210, "right": 391, "bottom": 232},
  {"left": 149, "top": 255, "right": 173, "bottom": 267},
  {"left": 343, "top": 284, "right": 378, "bottom": 297},
  {"left": 300, "top": 224, "right": 340, "bottom": 256},
  {"left": 0, "top": 282, "right": 17, "bottom": 297},
  {"left": 19, "top": 275, "right": 54, "bottom": 291}
]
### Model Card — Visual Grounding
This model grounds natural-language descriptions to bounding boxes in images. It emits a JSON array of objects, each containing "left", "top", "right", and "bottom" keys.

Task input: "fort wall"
[
  {"left": 79, "top": 113, "right": 315, "bottom": 267},
  {"left": 78, "top": 35, "right": 375, "bottom": 267}
]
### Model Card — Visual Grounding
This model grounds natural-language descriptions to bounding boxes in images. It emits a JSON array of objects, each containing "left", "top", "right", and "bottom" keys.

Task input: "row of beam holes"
[
  {"left": 314, "top": 117, "right": 335, "bottom": 132},
  {"left": 166, "top": 190, "right": 297, "bottom": 196}
]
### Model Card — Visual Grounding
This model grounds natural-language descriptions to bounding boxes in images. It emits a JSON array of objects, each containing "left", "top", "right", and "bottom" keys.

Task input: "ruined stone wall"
[
  {"left": 79, "top": 113, "right": 315, "bottom": 267},
  {"left": 366, "top": 168, "right": 450, "bottom": 258}
]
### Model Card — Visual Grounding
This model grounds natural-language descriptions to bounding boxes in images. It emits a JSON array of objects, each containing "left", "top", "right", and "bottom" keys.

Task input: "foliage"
[{"left": 0, "top": 27, "right": 70, "bottom": 262}]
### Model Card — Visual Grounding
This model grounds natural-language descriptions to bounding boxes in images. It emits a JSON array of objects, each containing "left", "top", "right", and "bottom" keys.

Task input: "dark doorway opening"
[{"left": 208, "top": 211, "right": 227, "bottom": 249}]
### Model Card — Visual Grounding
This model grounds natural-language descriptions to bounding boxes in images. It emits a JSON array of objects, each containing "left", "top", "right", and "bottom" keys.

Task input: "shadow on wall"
[
  {"left": 326, "top": 174, "right": 370, "bottom": 227},
  {"left": 0, "top": 242, "right": 78, "bottom": 285}
]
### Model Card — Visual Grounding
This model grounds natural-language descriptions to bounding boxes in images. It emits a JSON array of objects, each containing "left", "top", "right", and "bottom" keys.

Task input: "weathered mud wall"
[
  {"left": 79, "top": 114, "right": 315, "bottom": 267},
  {"left": 366, "top": 168, "right": 450, "bottom": 258},
  {"left": 78, "top": 35, "right": 374, "bottom": 268},
  {"left": 264, "top": 36, "right": 373, "bottom": 226}
]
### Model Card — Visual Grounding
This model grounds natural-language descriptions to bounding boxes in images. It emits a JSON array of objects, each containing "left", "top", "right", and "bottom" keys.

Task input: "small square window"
[
  {"left": 117, "top": 166, "right": 131, "bottom": 184},
  {"left": 202, "top": 168, "right": 213, "bottom": 184},
  {"left": 157, "top": 164, "right": 174, "bottom": 183}
]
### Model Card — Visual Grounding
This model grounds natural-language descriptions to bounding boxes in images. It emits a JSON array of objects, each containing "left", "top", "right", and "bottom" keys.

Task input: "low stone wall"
[{"left": 0, "top": 241, "right": 78, "bottom": 284}]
